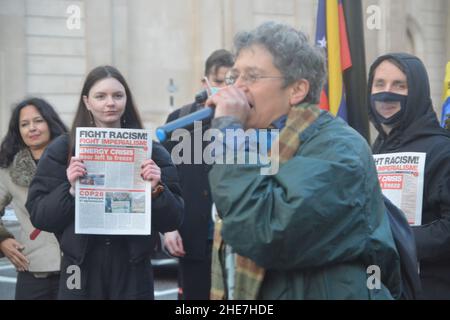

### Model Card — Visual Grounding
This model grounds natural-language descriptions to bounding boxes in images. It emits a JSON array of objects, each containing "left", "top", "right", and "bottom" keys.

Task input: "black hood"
[{"left": 367, "top": 53, "right": 447, "bottom": 145}]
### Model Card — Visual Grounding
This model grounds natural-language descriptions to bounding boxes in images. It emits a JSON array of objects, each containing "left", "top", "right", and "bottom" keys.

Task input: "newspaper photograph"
[
  {"left": 75, "top": 127, "right": 152, "bottom": 235},
  {"left": 373, "top": 152, "right": 426, "bottom": 226}
]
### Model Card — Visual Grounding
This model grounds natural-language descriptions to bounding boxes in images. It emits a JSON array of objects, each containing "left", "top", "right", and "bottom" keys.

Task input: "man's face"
[
  {"left": 232, "top": 44, "right": 292, "bottom": 129},
  {"left": 371, "top": 60, "right": 408, "bottom": 119},
  {"left": 205, "top": 66, "right": 231, "bottom": 88}
]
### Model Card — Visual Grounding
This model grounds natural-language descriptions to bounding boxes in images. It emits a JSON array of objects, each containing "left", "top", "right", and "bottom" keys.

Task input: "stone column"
[
  {"left": 111, "top": 0, "right": 129, "bottom": 76},
  {"left": 84, "top": 0, "right": 113, "bottom": 69},
  {"left": 126, "top": 0, "right": 197, "bottom": 130},
  {"left": 0, "top": 0, "right": 26, "bottom": 137}
]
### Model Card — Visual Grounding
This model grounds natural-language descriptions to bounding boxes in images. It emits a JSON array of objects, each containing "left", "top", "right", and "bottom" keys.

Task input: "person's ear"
[
  {"left": 83, "top": 95, "right": 90, "bottom": 110},
  {"left": 289, "top": 79, "right": 310, "bottom": 106}
]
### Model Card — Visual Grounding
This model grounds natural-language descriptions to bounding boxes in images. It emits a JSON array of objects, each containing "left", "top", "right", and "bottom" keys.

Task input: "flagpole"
[{"left": 342, "top": 0, "right": 370, "bottom": 142}]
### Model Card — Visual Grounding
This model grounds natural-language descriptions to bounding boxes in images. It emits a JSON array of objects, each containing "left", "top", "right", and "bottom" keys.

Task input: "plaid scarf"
[{"left": 210, "top": 103, "right": 322, "bottom": 300}]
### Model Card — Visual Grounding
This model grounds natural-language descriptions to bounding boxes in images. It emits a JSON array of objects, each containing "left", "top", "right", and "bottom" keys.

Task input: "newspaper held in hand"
[
  {"left": 373, "top": 152, "right": 426, "bottom": 226},
  {"left": 75, "top": 127, "right": 152, "bottom": 235}
]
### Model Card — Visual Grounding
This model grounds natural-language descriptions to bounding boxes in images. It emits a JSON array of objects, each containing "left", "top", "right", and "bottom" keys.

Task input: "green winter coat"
[{"left": 209, "top": 113, "right": 401, "bottom": 300}]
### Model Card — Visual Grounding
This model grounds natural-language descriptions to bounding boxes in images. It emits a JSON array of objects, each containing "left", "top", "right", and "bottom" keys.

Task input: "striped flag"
[
  {"left": 441, "top": 62, "right": 450, "bottom": 127},
  {"left": 315, "top": 0, "right": 352, "bottom": 121}
]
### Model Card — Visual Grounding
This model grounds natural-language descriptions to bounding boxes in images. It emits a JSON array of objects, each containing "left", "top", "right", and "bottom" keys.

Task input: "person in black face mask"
[{"left": 368, "top": 53, "right": 450, "bottom": 299}]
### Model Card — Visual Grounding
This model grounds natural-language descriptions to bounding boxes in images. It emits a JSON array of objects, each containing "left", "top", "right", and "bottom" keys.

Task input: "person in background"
[
  {"left": 0, "top": 97, "right": 67, "bottom": 299},
  {"left": 162, "top": 49, "right": 234, "bottom": 300},
  {"left": 26, "top": 66, "right": 183, "bottom": 299},
  {"left": 368, "top": 53, "right": 450, "bottom": 299}
]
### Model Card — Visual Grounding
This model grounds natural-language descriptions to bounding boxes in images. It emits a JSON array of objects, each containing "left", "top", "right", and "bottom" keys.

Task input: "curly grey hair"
[{"left": 233, "top": 21, "right": 326, "bottom": 104}]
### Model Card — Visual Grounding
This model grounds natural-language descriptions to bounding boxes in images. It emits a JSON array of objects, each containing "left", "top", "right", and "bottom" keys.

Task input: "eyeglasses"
[{"left": 225, "top": 69, "right": 286, "bottom": 86}]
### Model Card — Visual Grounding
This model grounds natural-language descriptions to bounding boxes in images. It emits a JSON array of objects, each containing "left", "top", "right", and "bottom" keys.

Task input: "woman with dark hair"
[
  {"left": 0, "top": 97, "right": 67, "bottom": 299},
  {"left": 26, "top": 66, "right": 183, "bottom": 299}
]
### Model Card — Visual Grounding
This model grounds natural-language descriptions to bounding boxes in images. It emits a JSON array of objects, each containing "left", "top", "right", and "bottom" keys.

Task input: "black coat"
[
  {"left": 368, "top": 53, "right": 450, "bottom": 299},
  {"left": 162, "top": 102, "right": 213, "bottom": 260},
  {"left": 26, "top": 134, "right": 183, "bottom": 265}
]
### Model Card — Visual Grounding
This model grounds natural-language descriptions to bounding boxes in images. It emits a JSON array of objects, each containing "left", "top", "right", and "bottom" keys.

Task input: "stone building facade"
[{"left": 1, "top": 0, "right": 449, "bottom": 140}]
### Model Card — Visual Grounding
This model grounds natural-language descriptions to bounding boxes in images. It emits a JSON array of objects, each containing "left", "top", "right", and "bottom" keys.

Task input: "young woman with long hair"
[{"left": 26, "top": 66, "right": 183, "bottom": 299}]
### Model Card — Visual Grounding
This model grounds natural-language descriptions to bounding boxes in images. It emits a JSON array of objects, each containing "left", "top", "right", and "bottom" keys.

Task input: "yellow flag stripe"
[
  {"left": 326, "top": 0, "right": 343, "bottom": 116},
  {"left": 443, "top": 62, "right": 450, "bottom": 101}
]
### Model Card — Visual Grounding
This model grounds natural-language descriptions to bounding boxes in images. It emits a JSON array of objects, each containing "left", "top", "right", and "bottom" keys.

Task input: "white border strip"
[
  {"left": 0, "top": 276, "right": 17, "bottom": 284},
  {"left": 154, "top": 288, "right": 178, "bottom": 297},
  {"left": 0, "top": 265, "right": 15, "bottom": 271}
]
